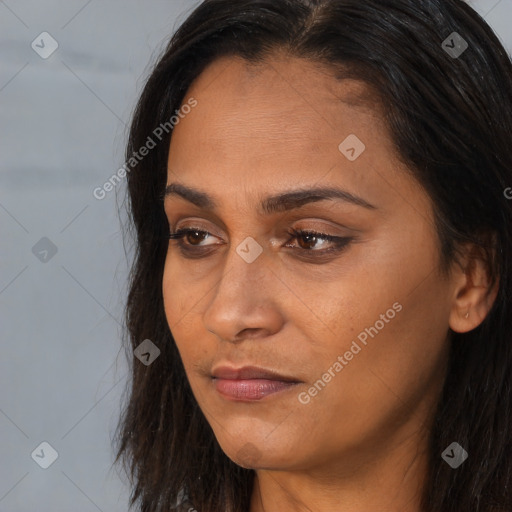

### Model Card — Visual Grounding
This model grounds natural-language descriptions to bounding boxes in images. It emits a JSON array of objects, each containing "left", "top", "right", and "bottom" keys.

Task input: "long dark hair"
[{"left": 113, "top": 1, "right": 512, "bottom": 511}]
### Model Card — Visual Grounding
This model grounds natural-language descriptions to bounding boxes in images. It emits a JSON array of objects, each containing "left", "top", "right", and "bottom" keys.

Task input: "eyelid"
[
  {"left": 167, "top": 225, "right": 344, "bottom": 243},
  {"left": 167, "top": 226, "right": 354, "bottom": 254},
  {"left": 168, "top": 227, "right": 220, "bottom": 246},
  {"left": 168, "top": 213, "right": 357, "bottom": 236},
  {"left": 168, "top": 218, "right": 223, "bottom": 238}
]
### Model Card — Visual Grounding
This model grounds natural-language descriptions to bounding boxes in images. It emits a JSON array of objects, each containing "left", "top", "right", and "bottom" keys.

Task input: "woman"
[{"left": 114, "top": 1, "right": 512, "bottom": 511}]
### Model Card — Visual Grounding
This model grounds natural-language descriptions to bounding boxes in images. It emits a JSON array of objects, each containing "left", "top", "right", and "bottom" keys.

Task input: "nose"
[{"left": 202, "top": 239, "right": 284, "bottom": 344}]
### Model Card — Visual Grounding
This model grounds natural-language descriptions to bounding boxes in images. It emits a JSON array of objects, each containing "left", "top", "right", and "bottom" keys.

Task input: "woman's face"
[{"left": 162, "top": 54, "right": 455, "bottom": 472}]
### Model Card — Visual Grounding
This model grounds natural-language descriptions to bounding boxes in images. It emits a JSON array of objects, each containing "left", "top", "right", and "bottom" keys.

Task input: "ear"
[{"left": 448, "top": 239, "right": 499, "bottom": 333}]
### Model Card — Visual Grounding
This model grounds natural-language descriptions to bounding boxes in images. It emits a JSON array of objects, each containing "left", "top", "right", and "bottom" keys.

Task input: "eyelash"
[{"left": 167, "top": 227, "right": 353, "bottom": 257}]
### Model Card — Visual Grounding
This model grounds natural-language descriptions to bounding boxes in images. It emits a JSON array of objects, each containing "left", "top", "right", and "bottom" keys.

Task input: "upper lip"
[{"left": 211, "top": 365, "right": 301, "bottom": 383}]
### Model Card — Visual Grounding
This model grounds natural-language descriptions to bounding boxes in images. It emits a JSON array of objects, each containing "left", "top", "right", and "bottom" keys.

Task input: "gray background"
[{"left": 0, "top": 1, "right": 510, "bottom": 511}]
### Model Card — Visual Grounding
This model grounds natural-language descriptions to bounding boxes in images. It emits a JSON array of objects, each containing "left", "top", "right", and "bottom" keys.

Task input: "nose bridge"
[
  {"left": 213, "top": 234, "right": 269, "bottom": 307},
  {"left": 202, "top": 235, "right": 278, "bottom": 341},
  {"left": 213, "top": 192, "right": 269, "bottom": 291}
]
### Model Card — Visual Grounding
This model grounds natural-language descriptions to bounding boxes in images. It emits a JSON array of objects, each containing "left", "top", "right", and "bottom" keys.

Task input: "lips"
[
  {"left": 212, "top": 365, "right": 300, "bottom": 382},
  {"left": 211, "top": 365, "right": 301, "bottom": 401}
]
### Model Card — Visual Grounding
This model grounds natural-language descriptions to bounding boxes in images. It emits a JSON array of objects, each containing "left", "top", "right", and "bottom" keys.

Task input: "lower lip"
[{"left": 213, "top": 378, "right": 299, "bottom": 401}]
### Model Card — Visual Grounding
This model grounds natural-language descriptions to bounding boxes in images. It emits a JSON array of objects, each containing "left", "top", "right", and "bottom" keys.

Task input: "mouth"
[{"left": 211, "top": 365, "right": 302, "bottom": 402}]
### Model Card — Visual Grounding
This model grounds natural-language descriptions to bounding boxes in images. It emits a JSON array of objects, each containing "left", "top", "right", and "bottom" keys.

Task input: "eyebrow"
[{"left": 163, "top": 182, "right": 376, "bottom": 215}]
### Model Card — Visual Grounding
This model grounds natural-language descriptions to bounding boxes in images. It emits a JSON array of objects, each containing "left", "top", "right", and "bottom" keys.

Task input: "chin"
[{"left": 212, "top": 425, "right": 300, "bottom": 470}]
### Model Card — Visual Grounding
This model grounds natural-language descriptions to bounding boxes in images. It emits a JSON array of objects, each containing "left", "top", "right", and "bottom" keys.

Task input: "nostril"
[{"left": 232, "top": 327, "right": 271, "bottom": 342}]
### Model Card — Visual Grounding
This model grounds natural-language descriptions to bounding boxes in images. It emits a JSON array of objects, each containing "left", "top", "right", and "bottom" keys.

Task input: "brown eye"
[
  {"left": 168, "top": 226, "right": 353, "bottom": 259},
  {"left": 296, "top": 232, "right": 321, "bottom": 250},
  {"left": 185, "top": 230, "right": 209, "bottom": 245},
  {"left": 285, "top": 229, "right": 353, "bottom": 253},
  {"left": 169, "top": 228, "right": 215, "bottom": 246}
]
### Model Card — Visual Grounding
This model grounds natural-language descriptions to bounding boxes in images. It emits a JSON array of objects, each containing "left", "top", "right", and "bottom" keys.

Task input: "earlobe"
[{"left": 448, "top": 247, "right": 499, "bottom": 334}]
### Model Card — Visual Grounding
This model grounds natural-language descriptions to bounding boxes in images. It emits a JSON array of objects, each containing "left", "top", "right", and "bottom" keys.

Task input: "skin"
[{"left": 162, "top": 53, "right": 497, "bottom": 512}]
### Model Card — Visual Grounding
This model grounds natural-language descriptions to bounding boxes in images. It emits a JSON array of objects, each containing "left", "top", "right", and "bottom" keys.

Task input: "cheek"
[
  {"left": 300, "top": 227, "right": 450, "bottom": 405},
  {"left": 162, "top": 258, "right": 180, "bottom": 318},
  {"left": 162, "top": 251, "right": 204, "bottom": 325},
  {"left": 162, "top": 254, "right": 221, "bottom": 384},
  {"left": 294, "top": 295, "right": 449, "bottom": 456},
  {"left": 162, "top": 256, "right": 197, "bottom": 359}
]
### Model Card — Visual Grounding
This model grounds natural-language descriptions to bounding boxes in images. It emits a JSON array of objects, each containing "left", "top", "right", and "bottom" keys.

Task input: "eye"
[
  {"left": 167, "top": 227, "right": 353, "bottom": 257},
  {"left": 284, "top": 228, "right": 353, "bottom": 253},
  {"left": 168, "top": 227, "right": 217, "bottom": 246}
]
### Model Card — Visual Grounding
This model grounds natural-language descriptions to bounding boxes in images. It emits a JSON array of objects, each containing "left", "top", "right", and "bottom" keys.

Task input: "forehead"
[
  {"left": 181, "top": 54, "right": 382, "bottom": 134},
  {"left": 166, "top": 54, "right": 408, "bottom": 212},
  {"left": 190, "top": 52, "right": 380, "bottom": 108}
]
